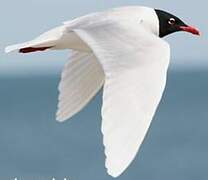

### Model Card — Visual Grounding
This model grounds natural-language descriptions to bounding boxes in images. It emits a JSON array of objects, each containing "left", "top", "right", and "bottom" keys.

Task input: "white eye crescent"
[{"left": 168, "top": 18, "right": 176, "bottom": 25}]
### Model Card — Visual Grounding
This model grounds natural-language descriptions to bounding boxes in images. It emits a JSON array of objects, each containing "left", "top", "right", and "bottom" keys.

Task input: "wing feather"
[
  {"left": 57, "top": 51, "right": 104, "bottom": 122},
  {"left": 73, "top": 22, "right": 170, "bottom": 177},
  {"left": 5, "top": 26, "right": 67, "bottom": 53}
]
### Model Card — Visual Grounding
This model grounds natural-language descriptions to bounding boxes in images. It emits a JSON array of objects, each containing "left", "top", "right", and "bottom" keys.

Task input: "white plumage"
[
  {"left": 74, "top": 23, "right": 170, "bottom": 177},
  {"left": 5, "top": 6, "right": 171, "bottom": 177},
  {"left": 57, "top": 51, "right": 104, "bottom": 122}
]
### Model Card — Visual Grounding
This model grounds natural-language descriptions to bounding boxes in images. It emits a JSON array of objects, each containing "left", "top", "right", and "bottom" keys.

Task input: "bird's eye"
[{"left": 168, "top": 18, "right": 176, "bottom": 25}]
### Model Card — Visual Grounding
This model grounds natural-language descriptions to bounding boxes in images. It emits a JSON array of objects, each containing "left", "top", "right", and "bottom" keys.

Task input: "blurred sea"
[{"left": 0, "top": 69, "right": 208, "bottom": 180}]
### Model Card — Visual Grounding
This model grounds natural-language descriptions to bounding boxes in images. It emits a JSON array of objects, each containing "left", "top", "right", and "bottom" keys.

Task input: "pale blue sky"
[{"left": 1, "top": 0, "right": 207, "bottom": 75}]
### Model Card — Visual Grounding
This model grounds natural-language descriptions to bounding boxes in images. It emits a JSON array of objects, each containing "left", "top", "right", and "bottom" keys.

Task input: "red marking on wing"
[{"left": 19, "top": 46, "right": 53, "bottom": 53}]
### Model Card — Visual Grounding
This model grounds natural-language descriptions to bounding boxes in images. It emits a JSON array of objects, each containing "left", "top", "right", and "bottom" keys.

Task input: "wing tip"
[
  {"left": 106, "top": 167, "right": 122, "bottom": 178},
  {"left": 5, "top": 44, "right": 53, "bottom": 54},
  {"left": 105, "top": 156, "right": 124, "bottom": 178},
  {"left": 5, "top": 42, "right": 26, "bottom": 53},
  {"left": 5, "top": 47, "right": 10, "bottom": 53},
  {"left": 56, "top": 109, "right": 72, "bottom": 123},
  {"left": 56, "top": 115, "right": 67, "bottom": 123},
  {"left": 5, "top": 45, "right": 15, "bottom": 53}
]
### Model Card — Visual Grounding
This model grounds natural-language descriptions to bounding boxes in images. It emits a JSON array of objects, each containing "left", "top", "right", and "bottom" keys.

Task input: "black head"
[{"left": 155, "top": 9, "right": 200, "bottom": 37}]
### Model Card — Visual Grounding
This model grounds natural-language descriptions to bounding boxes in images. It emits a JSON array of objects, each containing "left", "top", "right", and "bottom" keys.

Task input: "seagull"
[{"left": 5, "top": 6, "right": 200, "bottom": 178}]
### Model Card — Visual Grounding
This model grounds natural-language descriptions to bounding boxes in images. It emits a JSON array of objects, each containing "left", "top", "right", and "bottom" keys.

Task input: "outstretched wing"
[
  {"left": 57, "top": 51, "right": 104, "bottom": 122},
  {"left": 72, "top": 22, "right": 170, "bottom": 177},
  {"left": 5, "top": 26, "right": 67, "bottom": 53}
]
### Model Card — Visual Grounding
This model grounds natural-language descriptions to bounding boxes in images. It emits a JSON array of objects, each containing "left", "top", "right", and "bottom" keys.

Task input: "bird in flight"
[{"left": 5, "top": 6, "right": 200, "bottom": 178}]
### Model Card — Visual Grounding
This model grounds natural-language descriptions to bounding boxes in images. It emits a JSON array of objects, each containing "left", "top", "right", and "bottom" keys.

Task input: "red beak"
[{"left": 180, "top": 26, "right": 200, "bottom": 36}]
